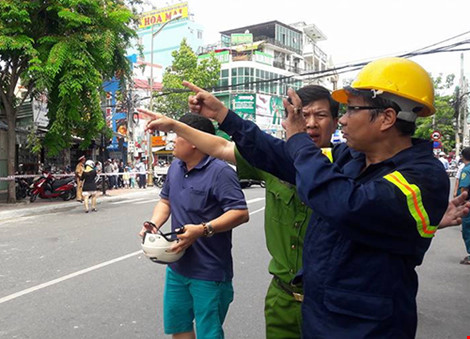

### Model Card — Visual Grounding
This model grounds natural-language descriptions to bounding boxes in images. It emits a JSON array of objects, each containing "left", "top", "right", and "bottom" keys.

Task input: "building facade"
[{"left": 198, "top": 20, "right": 338, "bottom": 137}]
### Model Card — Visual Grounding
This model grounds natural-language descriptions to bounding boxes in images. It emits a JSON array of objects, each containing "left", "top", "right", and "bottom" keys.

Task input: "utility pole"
[
  {"left": 460, "top": 54, "right": 468, "bottom": 149},
  {"left": 456, "top": 53, "right": 469, "bottom": 156},
  {"left": 126, "top": 80, "right": 135, "bottom": 166},
  {"left": 147, "top": 13, "right": 182, "bottom": 187},
  {"left": 455, "top": 86, "right": 461, "bottom": 157}
]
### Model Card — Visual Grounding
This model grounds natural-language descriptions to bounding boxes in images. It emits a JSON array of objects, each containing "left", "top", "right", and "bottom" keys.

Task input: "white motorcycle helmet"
[
  {"left": 141, "top": 228, "right": 185, "bottom": 264},
  {"left": 85, "top": 160, "right": 95, "bottom": 168}
]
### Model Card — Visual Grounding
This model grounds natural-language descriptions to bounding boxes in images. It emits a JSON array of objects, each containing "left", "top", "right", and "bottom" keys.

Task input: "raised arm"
[
  {"left": 181, "top": 81, "right": 297, "bottom": 183},
  {"left": 438, "top": 191, "right": 470, "bottom": 229},
  {"left": 138, "top": 108, "right": 236, "bottom": 164}
]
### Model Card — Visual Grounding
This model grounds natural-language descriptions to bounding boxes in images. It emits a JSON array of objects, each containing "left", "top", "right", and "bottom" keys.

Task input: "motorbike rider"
[{"left": 80, "top": 160, "right": 98, "bottom": 213}]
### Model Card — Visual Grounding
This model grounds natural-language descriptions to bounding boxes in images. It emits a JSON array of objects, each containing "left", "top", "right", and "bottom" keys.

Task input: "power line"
[{"left": 143, "top": 33, "right": 470, "bottom": 99}]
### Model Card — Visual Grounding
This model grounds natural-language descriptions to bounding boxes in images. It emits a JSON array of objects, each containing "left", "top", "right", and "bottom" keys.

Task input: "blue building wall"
[{"left": 128, "top": 18, "right": 205, "bottom": 70}]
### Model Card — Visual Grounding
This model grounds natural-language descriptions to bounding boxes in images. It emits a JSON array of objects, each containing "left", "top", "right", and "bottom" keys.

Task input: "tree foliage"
[
  {"left": 0, "top": 0, "right": 139, "bottom": 202},
  {"left": 153, "top": 38, "right": 220, "bottom": 120},
  {"left": 0, "top": 0, "right": 139, "bottom": 153},
  {"left": 414, "top": 74, "right": 456, "bottom": 152}
]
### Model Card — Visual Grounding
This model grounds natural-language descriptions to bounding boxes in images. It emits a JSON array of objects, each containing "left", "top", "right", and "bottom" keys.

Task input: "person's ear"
[{"left": 380, "top": 108, "right": 397, "bottom": 131}]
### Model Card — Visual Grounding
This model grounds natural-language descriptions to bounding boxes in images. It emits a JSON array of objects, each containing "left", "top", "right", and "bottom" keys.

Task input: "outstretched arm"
[
  {"left": 438, "top": 191, "right": 470, "bottom": 229},
  {"left": 182, "top": 81, "right": 229, "bottom": 123},
  {"left": 138, "top": 108, "right": 236, "bottom": 164}
]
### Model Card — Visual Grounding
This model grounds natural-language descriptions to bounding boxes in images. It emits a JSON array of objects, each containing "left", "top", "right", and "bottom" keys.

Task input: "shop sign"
[
  {"left": 139, "top": 2, "right": 188, "bottom": 29},
  {"left": 231, "top": 33, "right": 253, "bottom": 45},
  {"left": 232, "top": 94, "right": 256, "bottom": 120}
]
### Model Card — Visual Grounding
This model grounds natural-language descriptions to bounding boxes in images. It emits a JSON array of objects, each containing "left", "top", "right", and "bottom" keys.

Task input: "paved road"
[
  {"left": 0, "top": 187, "right": 270, "bottom": 338},
  {"left": 1, "top": 184, "right": 469, "bottom": 338}
]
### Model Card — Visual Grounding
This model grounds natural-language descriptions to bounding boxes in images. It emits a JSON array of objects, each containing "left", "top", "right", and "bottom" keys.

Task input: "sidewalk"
[{"left": 0, "top": 187, "right": 160, "bottom": 221}]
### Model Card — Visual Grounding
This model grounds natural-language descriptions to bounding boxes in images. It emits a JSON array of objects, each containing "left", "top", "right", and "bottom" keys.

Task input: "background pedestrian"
[
  {"left": 80, "top": 160, "right": 98, "bottom": 213},
  {"left": 75, "top": 155, "right": 85, "bottom": 202}
]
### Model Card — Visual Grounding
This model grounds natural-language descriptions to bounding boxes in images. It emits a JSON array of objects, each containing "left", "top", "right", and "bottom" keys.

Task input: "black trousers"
[{"left": 138, "top": 174, "right": 146, "bottom": 188}]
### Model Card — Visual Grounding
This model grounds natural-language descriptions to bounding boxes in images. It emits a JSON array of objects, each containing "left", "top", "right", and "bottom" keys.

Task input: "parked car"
[
  {"left": 226, "top": 162, "right": 265, "bottom": 189},
  {"left": 239, "top": 179, "right": 265, "bottom": 189}
]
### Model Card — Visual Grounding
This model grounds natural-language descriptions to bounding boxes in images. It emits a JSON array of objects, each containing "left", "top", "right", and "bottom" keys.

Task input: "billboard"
[
  {"left": 231, "top": 33, "right": 253, "bottom": 45},
  {"left": 139, "top": 2, "right": 188, "bottom": 29},
  {"left": 255, "top": 94, "right": 283, "bottom": 131},
  {"left": 108, "top": 112, "right": 128, "bottom": 151},
  {"left": 232, "top": 94, "right": 256, "bottom": 121},
  {"left": 198, "top": 51, "right": 230, "bottom": 64},
  {"left": 32, "top": 93, "right": 49, "bottom": 128}
]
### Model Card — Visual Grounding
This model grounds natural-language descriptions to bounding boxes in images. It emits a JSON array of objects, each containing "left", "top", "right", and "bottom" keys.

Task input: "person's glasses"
[{"left": 342, "top": 105, "right": 385, "bottom": 116}]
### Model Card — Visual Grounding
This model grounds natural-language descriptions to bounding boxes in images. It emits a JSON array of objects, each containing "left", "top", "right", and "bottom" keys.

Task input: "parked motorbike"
[
  {"left": 153, "top": 174, "right": 166, "bottom": 188},
  {"left": 29, "top": 172, "right": 76, "bottom": 202},
  {"left": 95, "top": 174, "right": 109, "bottom": 191},
  {"left": 15, "top": 177, "right": 31, "bottom": 200}
]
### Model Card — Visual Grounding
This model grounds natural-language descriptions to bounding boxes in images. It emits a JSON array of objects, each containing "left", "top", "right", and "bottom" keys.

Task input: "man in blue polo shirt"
[{"left": 140, "top": 113, "right": 249, "bottom": 339}]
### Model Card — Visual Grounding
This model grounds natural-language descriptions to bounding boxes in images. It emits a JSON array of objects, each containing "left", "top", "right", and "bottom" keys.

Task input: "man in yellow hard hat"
[{"left": 179, "top": 57, "right": 450, "bottom": 338}]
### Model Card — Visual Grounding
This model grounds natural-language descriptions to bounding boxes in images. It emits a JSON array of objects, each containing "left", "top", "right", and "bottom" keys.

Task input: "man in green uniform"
[
  {"left": 139, "top": 85, "right": 339, "bottom": 338},
  {"left": 234, "top": 86, "right": 337, "bottom": 338},
  {"left": 457, "top": 147, "right": 470, "bottom": 265}
]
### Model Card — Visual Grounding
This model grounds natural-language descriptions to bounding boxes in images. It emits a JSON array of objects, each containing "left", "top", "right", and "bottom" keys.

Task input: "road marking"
[
  {"left": 0, "top": 198, "right": 266, "bottom": 304},
  {"left": 0, "top": 251, "right": 142, "bottom": 305},
  {"left": 134, "top": 199, "right": 160, "bottom": 205},
  {"left": 250, "top": 207, "right": 265, "bottom": 215},
  {"left": 246, "top": 198, "right": 265, "bottom": 204},
  {"left": 110, "top": 198, "right": 148, "bottom": 204}
]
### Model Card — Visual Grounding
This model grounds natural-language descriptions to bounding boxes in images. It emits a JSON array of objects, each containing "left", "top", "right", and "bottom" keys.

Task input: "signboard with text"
[
  {"left": 232, "top": 94, "right": 256, "bottom": 121},
  {"left": 231, "top": 33, "right": 253, "bottom": 45},
  {"left": 139, "top": 2, "right": 188, "bottom": 29},
  {"left": 108, "top": 112, "right": 128, "bottom": 151},
  {"left": 32, "top": 93, "right": 49, "bottom": 128},
  {"left": 255, "top": 94, "right": 283, "bottom": 132}
]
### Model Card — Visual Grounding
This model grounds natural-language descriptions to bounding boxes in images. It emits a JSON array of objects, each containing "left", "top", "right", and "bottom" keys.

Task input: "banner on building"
[
  {"left": 232, "top": 94, "right": 256, "bottom": 121},
  {"left": 108, "top": 112, "right": 128, "bottom": 151},
  {"left": 139, "top": 2, "right": 188, "bottom": 29},
  {"left": 255, "top": 94, "right": 283, "bottom": 132},
  {"left": 231, "top": 33, "right": 253, "bottom": 45},
  {"left": 198, "top": 51, "right": 230, "bottom": 64},
  {"left": 32, "top": 93, "right": 49, "bottom": 128}
]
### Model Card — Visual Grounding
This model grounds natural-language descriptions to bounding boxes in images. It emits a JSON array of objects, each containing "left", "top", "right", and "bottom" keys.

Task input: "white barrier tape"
[{"left": 0, "top": 171, "right": 158, "bottom": 181}]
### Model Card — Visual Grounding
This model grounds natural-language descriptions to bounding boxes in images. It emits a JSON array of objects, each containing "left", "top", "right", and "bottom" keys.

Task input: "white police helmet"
[
  {"left": 141, "top": 229, "right": 185, "bottom": 264},
  {"left": 85, "top": 160, "right": 95, "bottom": 167}
]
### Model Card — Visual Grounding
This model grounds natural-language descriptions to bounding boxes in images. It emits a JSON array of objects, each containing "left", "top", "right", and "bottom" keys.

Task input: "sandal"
[{"left": 459, "top": 256, "right": 470, "bottom": 265}]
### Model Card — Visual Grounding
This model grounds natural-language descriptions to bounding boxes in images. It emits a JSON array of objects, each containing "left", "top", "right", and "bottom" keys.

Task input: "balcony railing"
[{"left": 253, "top": 36, "right": 302, "bottom": 55}]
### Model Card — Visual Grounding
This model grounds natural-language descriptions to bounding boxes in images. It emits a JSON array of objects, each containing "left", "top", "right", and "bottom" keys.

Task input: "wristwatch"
[{"left": 202, "top": 222, "right": 215, "bottom": 237}]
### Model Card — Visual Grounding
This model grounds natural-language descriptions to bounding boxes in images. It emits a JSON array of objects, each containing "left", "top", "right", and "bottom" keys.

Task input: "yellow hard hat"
[{"left": 332, "top": 57, "right": 435, "bottom": 116}]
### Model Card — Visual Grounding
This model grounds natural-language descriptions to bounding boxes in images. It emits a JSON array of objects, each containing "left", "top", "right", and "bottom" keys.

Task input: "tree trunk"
[
  {"left": 6, "top": 105, "right": 17, "bottom": 203},
  {"left": 62, "top": 148, "right": 71, "bottom": 170}
]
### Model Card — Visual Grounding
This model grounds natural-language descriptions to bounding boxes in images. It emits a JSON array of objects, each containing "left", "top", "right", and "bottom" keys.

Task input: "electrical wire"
[{"left": 133, "top": 31, "right": 470, "bottom": 99}]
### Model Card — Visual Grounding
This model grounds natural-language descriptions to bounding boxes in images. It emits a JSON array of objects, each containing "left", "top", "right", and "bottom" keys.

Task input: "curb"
[{"left": 0, "top": 188, "right": 159, "bottom": 221}]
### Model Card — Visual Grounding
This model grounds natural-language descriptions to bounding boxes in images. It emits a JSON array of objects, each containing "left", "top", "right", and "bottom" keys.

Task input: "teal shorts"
[{"left": 163, "top": 266, "right": 234, "bottom": 338}]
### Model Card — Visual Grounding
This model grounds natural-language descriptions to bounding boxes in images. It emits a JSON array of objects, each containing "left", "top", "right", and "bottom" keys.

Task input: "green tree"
[
  {"left": 414, "top": 74, "right": 456, "bottom": 152},
  {"left": 153, "top": 38, "right": 220, "bottom": 120},
  {"left": 0, "top": 0, "right": 138, "bottom": 203}
]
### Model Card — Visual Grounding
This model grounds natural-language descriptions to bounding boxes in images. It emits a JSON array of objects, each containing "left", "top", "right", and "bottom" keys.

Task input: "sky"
[{"left": 177, "top": 0, "right": 470, "bottom": 88}]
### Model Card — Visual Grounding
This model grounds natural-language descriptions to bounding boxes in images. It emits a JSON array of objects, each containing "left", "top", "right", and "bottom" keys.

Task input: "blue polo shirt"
[{"left": 160, "top": 155, "right": 247, "bottom": 282}]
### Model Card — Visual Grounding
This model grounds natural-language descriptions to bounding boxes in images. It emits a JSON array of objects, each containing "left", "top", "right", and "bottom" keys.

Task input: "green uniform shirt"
[
  {"left": 458, "top": 163, "right": 470, "bottom": 195},
  {"left": 235, "top": 148, "right": 311, "bottom": 284}
]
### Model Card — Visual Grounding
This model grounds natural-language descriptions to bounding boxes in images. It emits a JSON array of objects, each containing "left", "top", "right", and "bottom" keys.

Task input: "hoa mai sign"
[{"left": 139, "top": 2, "right": 188, "bottom": 29}]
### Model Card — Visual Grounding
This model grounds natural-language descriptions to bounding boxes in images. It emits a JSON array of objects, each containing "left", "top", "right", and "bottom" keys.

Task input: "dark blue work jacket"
[{"left": 220, "top": 110, "right": 449, "bottom": 338}]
